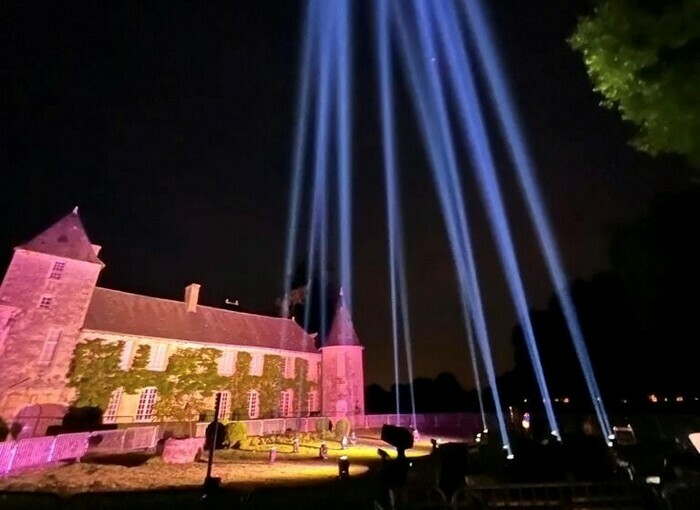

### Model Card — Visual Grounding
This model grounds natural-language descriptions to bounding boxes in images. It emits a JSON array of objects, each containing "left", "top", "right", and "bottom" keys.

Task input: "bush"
[
  {"left": 315, "top": 418, "right": 330, "bottom": 434},
  {"left": 335, "top": 417, "right": 351, "bottom": 439},
  {"left": 204, "top": 421, "right": 226, "bottom": 450},
  {"left": 224, "top": 422, "right": 248, "bottom": 449},
  {"left": 62, "top": 406, "right": 103, "bottom": 433}
]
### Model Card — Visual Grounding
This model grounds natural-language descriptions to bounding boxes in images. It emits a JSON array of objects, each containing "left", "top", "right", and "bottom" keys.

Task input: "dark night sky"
[{"left": 1, "top": 1, "right": 693, "bottom": 389}]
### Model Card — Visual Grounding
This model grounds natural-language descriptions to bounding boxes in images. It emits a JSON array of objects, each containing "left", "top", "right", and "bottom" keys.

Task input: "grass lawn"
[{"left": 0, "top": 432, "right": 439, "bottom": 495}]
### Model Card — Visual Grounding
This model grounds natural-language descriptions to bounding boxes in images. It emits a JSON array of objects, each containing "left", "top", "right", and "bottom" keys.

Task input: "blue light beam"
[
  {"left": 430, "top": 0, "right": 560, "bottom": 439},
  {"left": 462, "top": 0, "right": 612, "bottom": 441},
  {"left": 393, "top": 0, "right": 513, "bottom": 457}
]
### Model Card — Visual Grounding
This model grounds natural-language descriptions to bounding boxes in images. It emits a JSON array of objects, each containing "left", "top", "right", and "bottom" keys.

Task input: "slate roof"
[
  {"left": 19, "top": 209, "right": 104, "bottom": 266},
  {"left": 83, "top": 287, "right": 318, "bottom": 353},
  {"left": 324, "top": 296, "right": 361, "bottom": 347}
]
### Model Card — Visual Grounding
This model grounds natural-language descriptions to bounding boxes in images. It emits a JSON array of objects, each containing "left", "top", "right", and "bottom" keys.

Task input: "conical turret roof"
[
  {"left": 19, "top": 208, "right": 104, "bottom": 265},
  {"left": 324, "top": 290, "right": 361, "bottom": 347}
]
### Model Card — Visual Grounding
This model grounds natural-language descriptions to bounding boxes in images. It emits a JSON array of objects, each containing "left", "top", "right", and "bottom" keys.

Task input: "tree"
[{"left": 570, "top": 0, "right": 700, "bottom": 167}]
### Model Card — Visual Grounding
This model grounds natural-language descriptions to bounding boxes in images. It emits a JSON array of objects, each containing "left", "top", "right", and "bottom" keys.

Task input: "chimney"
[{"left": 184, "top": 283, "right": 201, "bottom": 313}]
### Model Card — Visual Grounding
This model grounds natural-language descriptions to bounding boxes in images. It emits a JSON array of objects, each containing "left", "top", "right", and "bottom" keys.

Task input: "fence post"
[
  {"left": 46, "top": 436, "right": 58, "bottom": 462},
  {"left": 120, "top": 429, "right": 128, "bottom": 452},
  {"left": 5, "top": 442, "right": 18, "bottom": 474}
]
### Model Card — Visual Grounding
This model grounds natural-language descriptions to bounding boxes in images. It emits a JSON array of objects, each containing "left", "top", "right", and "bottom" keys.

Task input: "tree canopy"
[{"left": 570, "top": 0, "right": 700, "bottom": 167}]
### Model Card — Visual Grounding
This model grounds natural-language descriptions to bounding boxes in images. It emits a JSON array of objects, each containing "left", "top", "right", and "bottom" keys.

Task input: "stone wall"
[
  {"left": 320, "top": 345, "right": 364, "bottom": 417},
  {"left": 0, "top": 249, "right": 101, "bottom": 432}
]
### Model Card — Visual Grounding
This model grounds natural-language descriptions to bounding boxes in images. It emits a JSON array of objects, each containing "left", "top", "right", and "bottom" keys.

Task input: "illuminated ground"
[{"left": 0, "top": 433, "right": 441, "bottom": 495}]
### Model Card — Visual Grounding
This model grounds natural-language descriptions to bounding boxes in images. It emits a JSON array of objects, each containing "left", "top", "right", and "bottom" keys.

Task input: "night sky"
[{"left": 1, "top": 1, "right": 693, "bottom": 389}]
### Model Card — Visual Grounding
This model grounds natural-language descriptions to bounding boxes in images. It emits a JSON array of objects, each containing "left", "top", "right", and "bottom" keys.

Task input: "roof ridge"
[{"left": 94, "top": 287, "right": 305, "bottom": 325}]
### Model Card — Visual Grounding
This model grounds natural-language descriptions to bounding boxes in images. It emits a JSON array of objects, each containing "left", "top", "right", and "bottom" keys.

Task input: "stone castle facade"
[{"left": 0, "top": 210, "right": 364, "bottom": 436}]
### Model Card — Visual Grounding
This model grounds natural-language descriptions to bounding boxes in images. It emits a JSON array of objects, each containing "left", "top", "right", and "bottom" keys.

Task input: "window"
[
  {"left": 284, "top": 357, "right": 294, "bottom": 379},
  {"left": 279, "top": 390, "right": 293, "bottom": 417},
  {"left": 306, "top": 391, "right": 318, "bottom": 415},
  {"left": 317, "top": 362, "right": 322, "bottom": 381},
  {"left": 119, "top": 341, "right": 134, "bottom": 370},
  {"left": 37, "top": 328, "right": 61, "bottom": 365},
  {"left": 38, "top": 296, "right": 53, "bottom": 309},
  {"left": 249, "top": 354, "right": 263, "bottom": 376},
  {"left": 103, "top": 388, "right": 123, "bottom": 424},
  {"left": 135, "top": 387, "right": 158, "bottom": 422},
  {"left": 246, "top": 389, "right": 259, "bottom": 419},
  {"left": 217, "top": 391, "right": 231, "bottom": 420},
  {"left": 48, "top": 261, "right": 66, "bottom": 280},
  {"left": 147, "top": 344, "right": 168, "bottom": 371},
  {"left": 218, "top": 351, "right": 236, "bottom": 376}
]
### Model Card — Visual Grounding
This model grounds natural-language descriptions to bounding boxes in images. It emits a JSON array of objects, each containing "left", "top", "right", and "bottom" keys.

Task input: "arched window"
[
  {"left": 246, "top": 389, "right": 260, "bottom": 419},
  {"left": 135, "top": 387, "right": 158, "bottom": 422},
  {"left": 103, "top": 388, "right": 123, "bottom": 424}
]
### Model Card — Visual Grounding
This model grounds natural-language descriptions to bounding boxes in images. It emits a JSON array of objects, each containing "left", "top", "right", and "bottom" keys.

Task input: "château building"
[{"left": 0, "top": 210, "right": 364, "bottom": 436}]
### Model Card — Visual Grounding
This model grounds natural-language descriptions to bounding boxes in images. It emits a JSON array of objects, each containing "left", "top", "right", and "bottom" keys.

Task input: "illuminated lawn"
[{"left": 0, "top": 434, "right": 438, "bottom": 495}]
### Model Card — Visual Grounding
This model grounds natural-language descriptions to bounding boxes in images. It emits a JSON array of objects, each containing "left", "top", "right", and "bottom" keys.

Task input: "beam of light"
[
  {"left": 392, "top": 1, "right": 512, "bottom": 457},
  {"left": 334, "top": 0, "right": 354, "bottom": 315},
  {"left": 461, "top": 0, "right": 612, "bottom": 441},
  {"left": 282, "top": 0, "right": 319, "bottom": 319},
  {"left": 374, "top": 0, "right": 417, "bottom": 425},
  {"left": 465, "top": 313, "right": 487, "bottom": 431},
  {"left": 429, "top": 0, "right": 560, "bottom": 439},
  {"left": 303, "top": 0, "right": 335, "bottom": 339}
]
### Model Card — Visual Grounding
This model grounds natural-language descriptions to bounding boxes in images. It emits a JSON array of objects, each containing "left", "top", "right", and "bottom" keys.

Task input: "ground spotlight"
[{"left": 338, "top": 455, "right": 350, "bottom": 479}]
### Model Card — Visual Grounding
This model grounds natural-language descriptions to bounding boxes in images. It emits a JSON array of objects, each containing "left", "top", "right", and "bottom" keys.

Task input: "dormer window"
[
  {"left": 49, "top": 261, "right": 66, "bottom": 280},
  {"left": 39, "top": 296, "right": 53, "bottom": 309}
]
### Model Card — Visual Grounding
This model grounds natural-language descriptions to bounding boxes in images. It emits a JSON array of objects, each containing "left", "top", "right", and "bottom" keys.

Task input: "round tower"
[{"left": 320, "top": 292, "right": 365, "bottom": 419}]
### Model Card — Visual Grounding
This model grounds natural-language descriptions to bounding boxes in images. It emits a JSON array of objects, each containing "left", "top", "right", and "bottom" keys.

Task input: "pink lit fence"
[{"left": 0, "top": 426, "right": 160, "bottom": 476}]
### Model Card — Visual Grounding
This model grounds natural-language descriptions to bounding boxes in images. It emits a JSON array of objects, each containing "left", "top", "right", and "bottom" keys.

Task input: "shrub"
[
  {"left": 224, "top": 421, "right": 248, "bottom": 449},
  {"left": 335, "top": 417, "right": 351, "bottom": 439},
  {"left": 315, "top": 418, "right": 330, "bottom": 434}
]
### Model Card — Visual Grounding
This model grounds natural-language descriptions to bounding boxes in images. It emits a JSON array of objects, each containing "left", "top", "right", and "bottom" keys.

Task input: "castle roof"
[
  {"left": 19, "top": 209, "right": 104, "bottom": 266},
  {"left": 323, "top": 294, "right": 361, "bottom": 347},
  {"left": 83, "top": 287, "right": 318, "bottom": 353}
]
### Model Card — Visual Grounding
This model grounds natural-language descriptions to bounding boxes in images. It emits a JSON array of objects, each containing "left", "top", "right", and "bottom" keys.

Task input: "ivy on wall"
[
  {"left": 67, "top": 339, "right": 316, "bottom": 421},
  {"left": 228, "top": 351, "right": 254, "bottom": 416},
  {"left": 259, "top": 354, "right": 283, "bottom": 416},
  {"left": 67, "top": 339, "right": 124, "bottom": 409}
]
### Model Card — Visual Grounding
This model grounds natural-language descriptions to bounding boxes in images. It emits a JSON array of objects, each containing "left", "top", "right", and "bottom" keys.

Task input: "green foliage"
[
  {"left": 334, "top": 417, "right": 351, "bottom": 439},
  {"left": 259, "top": 355, "right": 283, "bottom": 416},
  {"left": 153, "top": 348, "right": 228, "bottom": 420},
  {"left": 288, "top": 358, "right": 314, "bottom": 416},
  {"left": 315, "top": 417, "right": 330, "bottom": 433},
  {"left": 224, "top": 421, "right": 248, "bottom": 449},
  {"left": 67, "top": 340, "right": 126, "bottom": 408},
  {"left": 68, "top": 340, "right": 316, "bottom": 423},
  {"left": 570, "top": 0, "right": 700, "bottom": 167},
  {"left": 68, "top": 340, "right": 227, "bottom": 421},
  {"left": 229, "top": 352, "right": 254, "bottom": 415}
]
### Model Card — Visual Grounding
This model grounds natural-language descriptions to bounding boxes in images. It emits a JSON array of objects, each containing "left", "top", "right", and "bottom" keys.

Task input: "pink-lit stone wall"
[
  {"left": 0, "top": 249, "right": 102, "bottom": 433},
  {"left": 320, "top": 345, "right": 365, "bottom": 418}
]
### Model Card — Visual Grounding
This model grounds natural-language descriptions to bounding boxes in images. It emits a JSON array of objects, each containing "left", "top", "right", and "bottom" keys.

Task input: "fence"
[
  {"left": 0, "top": 413, "right": 476, "bottom": 476},
  {"left": 0, "top": 426, "right": 160, "bottom": 476}
]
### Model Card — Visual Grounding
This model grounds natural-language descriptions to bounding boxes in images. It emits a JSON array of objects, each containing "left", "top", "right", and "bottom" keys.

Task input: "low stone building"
[{"left": 0, "top": 210, "right": 364, "bottom": 437}]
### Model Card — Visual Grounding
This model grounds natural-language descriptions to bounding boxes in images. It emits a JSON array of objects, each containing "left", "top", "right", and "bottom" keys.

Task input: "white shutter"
[
  {"left": 37, "top": 328, "right": 61, "bottom": 365},
  {"left": 120, "top": 341, "right": 134, "bottom": 370}
]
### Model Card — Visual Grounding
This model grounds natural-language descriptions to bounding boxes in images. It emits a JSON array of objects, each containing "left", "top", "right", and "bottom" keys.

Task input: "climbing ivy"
[
  {"left": 67, "top": 339, "right": 124, "bottom": 409},
  {"left": 67, "top": 339, "right": 317, "bottom": 422},
  {"left": 289, "top": 358, "right": 314, "bottom": 416},
  {"left": 228, "top": 351, "right": 254, "bottom": 417},
  {"left": 258, "top": 354, "right": 283, "bottom": 416}
]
